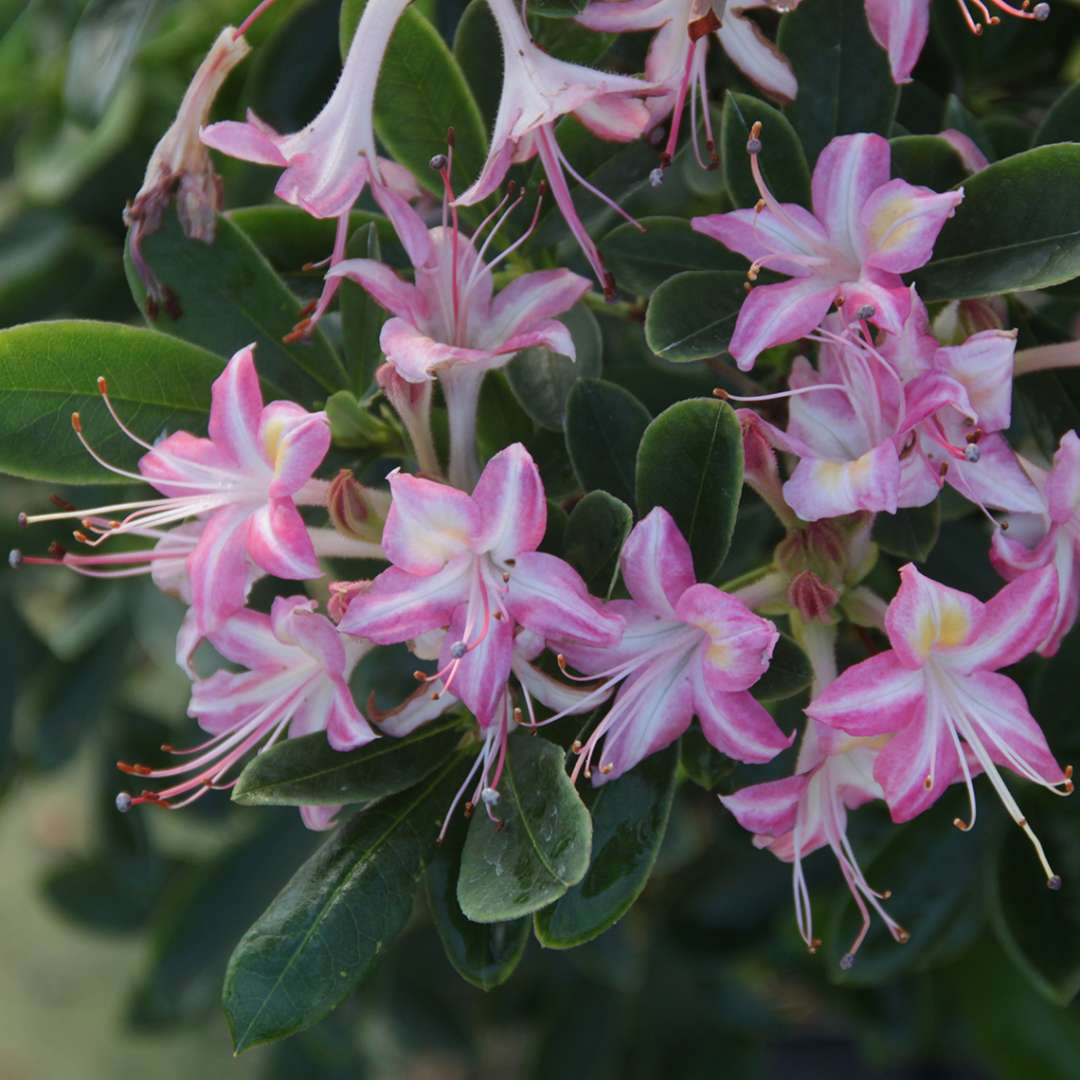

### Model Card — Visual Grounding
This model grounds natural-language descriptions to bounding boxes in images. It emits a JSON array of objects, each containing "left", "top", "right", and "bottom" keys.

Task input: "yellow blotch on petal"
[{"left": 917, "top": 600, "right": 971, "bottom": 657}]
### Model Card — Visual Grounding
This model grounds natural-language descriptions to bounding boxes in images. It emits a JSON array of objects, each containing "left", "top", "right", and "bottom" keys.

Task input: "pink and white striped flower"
[
  {"left": 339, "top": 443, "right": 623, "bottom": 729},
  {"left": 200, "top": 0, "right": 429, "bottom": 335},
  {"left": 116, "top": 595, "right": 376, "bottom": 827},
  {"left": 577, "top": 0, "right": 799, "bottom": 173},
  {"left": 18, "top": 345, "right": 332, "bottom": 653},
  {"left": 329, "top": 158, "right": 589, "bottom": 488},
  {"left": 808, "top": 563, "right": 1072, "bottom": 885},
  {"left": 991, "top": 430, "right": 1080, "bottom": 657},
  {"left": 865, "top": 0, "right": 1049, "bottom": 85},
  {"left": 453, "top": 0, "right": 655, "bottom": 295},
  {"left": 692, "top": 129, "right": 963, "bottom": 369},
  {"left": 721, "top": 719, "right": 908, "bottom": 966},
  {"left": 555, "top": 507, "right": 791, "bottom": 782}
]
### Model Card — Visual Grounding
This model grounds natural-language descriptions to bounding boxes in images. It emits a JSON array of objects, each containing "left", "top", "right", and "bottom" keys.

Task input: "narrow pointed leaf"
[
  {"left": 0, "top": 320, "right": 221, "bottom": 484},
  {"left": 534, "top": 744, "right": 677, "bottom": 948},
  {"left": 223, "top": 757, "right": 465, "bottom": 1052},
  {"left": 232, "top": 718, "right": 467, "bottom": 807},
  {"left": 644, "top": 270, "right": 749, "bottom": 363},
  {"left": 635, "top": 398, "right": 744, "bottom": 580},
  {"left": 457, "top": 732, "right": 592, "bottom": 923}
]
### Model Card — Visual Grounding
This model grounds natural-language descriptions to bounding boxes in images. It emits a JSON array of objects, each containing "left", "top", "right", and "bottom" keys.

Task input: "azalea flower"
[
  {"left": 808, "top": 563, "right": 1072, "bottom": 886},
  {"left": 555, "top": 507, "right": 791, "bottom": 782},
  {"left": 17, "top": 345, "right": 335, "bottom": 654},
  {"left": 329, "top": 160, "right": 589, "bottom": 487},
  {"left": 866, "top": 0, "right": 1050, "bottom": 84},
  {"left": 200, "top": 0, "right": 430, "bottom": 335},
  {"left": 722, "top": 719, "right": 909, "bottom": 966},
  {"left": 453, "top": 0, "right": 655, "bottom": 295},
  {"left": 339, "top": 442, "right": 623, "bottom": 728},
  {"left": 116, "top": 596, "right": 376, "bottom": 827},
  {"left": 577, "top": 0, "right": 798, "bottom": 173},
  {"left": 125, "top": 26, "right": 252, "bottom": 318},
  {"left": 991, "top": 430, "right": 1080, "bottom": 657},
  {"left": 692, "top": 128, "right": 963, "bottom": 369}
]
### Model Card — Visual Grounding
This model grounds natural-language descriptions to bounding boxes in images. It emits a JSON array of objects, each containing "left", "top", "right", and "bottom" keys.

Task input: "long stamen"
[
  {"left": 746, "top": 122, "right": 826, "bottom": 252},
  {"left": 235, "top": 0, "right": 281, "bottom": 37},
  {"left": 713, "top": 382, "right": 850, "bottom": 404}
]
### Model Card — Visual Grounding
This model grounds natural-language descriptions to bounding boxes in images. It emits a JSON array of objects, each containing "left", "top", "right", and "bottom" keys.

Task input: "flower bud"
[
  {"left": 788, "top": 570, "right": 839, "bottom": 623},
  {"left": 932, "top": 297, "right": 1008, "bottom": 345},
  {"left": 327, "top": 469, "right": 390, "bottom": 545},
  {"left": 376, "top": 363, "right": 439, "bottom": 475},
  {"left": 327, "top": 579, "right": 372, "bottom": 624}
]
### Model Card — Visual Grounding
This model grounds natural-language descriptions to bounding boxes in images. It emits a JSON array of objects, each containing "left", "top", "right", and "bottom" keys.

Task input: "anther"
[
  {"left": 855, "top": 303, "right": 876, "bottom": 320},
  {"left": 964, "top": 443, "right": 981, "bottom": 463},
  {"left": 117, "top": 761, "right": 153, "bottom": 776},
  {"left": 413, "top": 669, "right": 428, "bottom": 681},
  {"left": 115, "top": 791, "right": 133, "bottom": 812},
  {"left": 464, "top": 800, "right": 474, "bottom": 818},
  {"left": 571, "top": 739, "right": 583, "bottom": 753},
  {"left": 8, "top": 549, "right": 22, "bottom": 569},
  {"left": 1048, "top": 874, "right": 1063, "bottom": 891},
  {"left": 449, "top": 641, "right": 467, "bottom": 659},
  {"left": 480, "top": 787, "right": 500, "bottom": 806},
  {"left": 896, "top": 927, "right": 911, "bottom": 944},
  {"left": 71, "top": 412, "right": 82, "bottom": 433},
  {"left": 600, "top": 763, "right": 614, "bottom": 774},
  {"left": 924, "top": 774, "right": 934, "bottom": 790},
  {"left": 1034, "top": 3, "right": 1050, "bottom": 18},
  {"left": 840, "top": 953, "right": 855, "bottom": 971},
  {"left": 429, "top": 153, "right": 448, "bottom": 172},
  {"left": 712, "top": 387, "right": 729, "bottom": 399},
  {"left": 96, "top": 376, "right": 108, "bottom": 396},
  {"left": 953, "top": 816, "right": 973, "bottom": 831},
  {"left": 649, "top": 168, "right": 664, "bottom": 188}
]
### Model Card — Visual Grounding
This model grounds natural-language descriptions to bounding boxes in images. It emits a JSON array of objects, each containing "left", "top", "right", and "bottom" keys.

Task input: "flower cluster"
[{"left": 12, "top": 0, "right": 1075, "bottom": 984}]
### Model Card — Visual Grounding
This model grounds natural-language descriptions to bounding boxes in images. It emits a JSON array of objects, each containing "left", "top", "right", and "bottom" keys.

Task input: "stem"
[{"left": 792, "top": 615, "right": 838, "bottom": 697}]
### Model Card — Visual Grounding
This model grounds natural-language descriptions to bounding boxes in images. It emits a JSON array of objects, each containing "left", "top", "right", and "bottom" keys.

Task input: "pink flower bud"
[
  {"left": 327, "top": 469, "right": 389, "bottom": 544},
  {"left": 788, "top": 570, "right": 840, "bottom": 623}
]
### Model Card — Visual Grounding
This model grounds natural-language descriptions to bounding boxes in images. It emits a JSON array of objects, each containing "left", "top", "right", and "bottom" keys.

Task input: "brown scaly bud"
[
  {"left": 788, "top": 570, "right": 840, "bottom": 623},
  {"left": 327, "top": 469, "right": 390, "bottom": 545},
  {"left": 124, "top": 27, "right": 251, "bottom": 318}
]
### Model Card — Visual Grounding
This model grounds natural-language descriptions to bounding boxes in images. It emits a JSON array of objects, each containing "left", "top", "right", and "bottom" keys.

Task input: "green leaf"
[
  {"left": 534, "top": 744, "right": 677, "bottom": 949},
  {"left": 1034, "top": 81, "right": 1080, "bottom": 147},
  {"left": 644, "top": 270, "right": 749, "bottom": 363},
  {"left": 425, "top": 814, "right": 530, "bottom": 991},
  {"left": 223, "top": 757, "right": 465, "bottom": 1052},
  {"left": 0, "top": 320, "right": 220, "bottom": 484},
  {"left": 564, "top": 379, "right": 651, "bottom": 506},
  {"left": 942, "top": 94, "right": 994, "bottom": 162},
  {"left": 889, "top": 135, "right": 970, "bottom": 190},
  {"left": 324, "top": 389, "right": 394, "bottom": 450},
  {"left": 340, "top": 222, "right": 388, "bottom": 397},
  {"left": 452, "top": 0, "right": 503, "bottom": 130},
  {"left": 679, "top": 725, "right": 736, "bottom": 791},
  {"left": 722, "top": 92, "right": 811, "bottom": 209},
  {"left": 751, "top": 632, "right": 812, "bottom": 703},
  {"left": 778, "top": 0, "right": 898, "bottom": 163},
  {"left": 635, "top": 398, "right": 744, "bottom": 580},
  {"left": 457, "top": 732, "right": 592, "bottom": 923},
  {"left": 872, "top": 502, "right": 941, "bottom": 562},
  {"left": 563, "top": 490, "right": 633, "bottom": 598},
  {"left": 506, "top": 303, "right": 603, "bottom": 431},
  {"left": 340, "top": 0, "right": 487, "bottom": 203},
  {"left": 599, "top": 216, "right": 746, "bottom": 296},
  {"left": 232, "top": 718, "right": 467, "bottom": 807},
  {"left": 124, "top": 210, "right": 348, "bottom": 400},
  {"left": 914, "top": 146, "right": 1080, "bottom": 301}
]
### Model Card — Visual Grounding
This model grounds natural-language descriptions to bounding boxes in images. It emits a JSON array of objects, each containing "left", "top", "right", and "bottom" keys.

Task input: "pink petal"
[
  {"left": 139, "top": 430, "right": 230, "bottom": 498},
  {"left": 327, "top": 259, "right": 428, "bottom": 323},
  {"left": 259, "top": 403, "right": 330, "bottom": 498},
  {"left": 938, "top": 129, "right": 990, "bottom": 174},
  {"left": 620, "top": 507, "right": 696, "bottom": 618},
  {"left": 806, "top": 650, "right": 926, "bottom": 735},
  {"left": 873, "top": 704, "right": 962, "bottom": 822},
  {"left": 811, "top": 133, "right": 892, "bottom": 263},
  {"left": 325, "top": 681, "right": 379, "bottom": 751},
  {"left": 188, "top": 506, "right": 255, "bottom": 633},
  {"left": 839, "top": 270, "right": 911, "bottom": 335},
  {"left": 189, "top": 669, "right": 273, "bottom": 734},
  {"left": 512, "top": 655, "right": 610, "bottom": 714},
  {"left": 900, "top": 371, "right": 974, "bottom": 434},
  {"left": 300, "top": 804, "right": 342, "bottom": 831},
  {"left": 382, "top": 471, "right": 480, "bottom": 575},
  {"left": 719, "top": 773, "right": 810, "bottom": 837},
  {"left": 454, "top": 134, "right": 518, "bottom": 208},
  {"left": 506, "top": 551, "right": 623, "bottom": 646},
  {"left": 576, "top": 0, "right": 670, "bottom": 32},
  {"left": 728, "top": 276, "right": 838, "bottom": 371},
  {"left": 208, "top": 344, "right": 266, "bottom": 472},
  {"left": 782, "top": 441, "right": 901, "bottom": 521},
  {"left": 1046, "top": 430, "right": 1080, "bottom": 524},
  {"left": 247, "top": 499, "right": 322, "bottom": 580},
  {"left": 338, "top": 557, "right": 472, "bottom": 643},
  {"left": 944, "top": 432, "right": 1045, "bottom": 514},
  {"left": 677, "top": 584, "right": 778, "bottom": 692},
  {"left": 884, "top": 563, "right": 984, "bottom": 668},
  {"left": 200, "top": 115, "right": 287, "bottom": 166},
  {"left": 575, "top": 93, "right": 651, "bottom": 142},
  {"left": 371, "top": 181, "right": 434, "bottom": 269},
  {"left": 500, "top": 319, "right": 577, "bottom": 359},
  {"left": 271, "top": 596, "right": 347, "bottom": 673},
  {"left": 208, "top": 606, "right": 295, "bottom": 670},
  {"left": 691, "top": 207, "right": 828, "bottom": 271},
  {"left": 858, "top": 179, "right": 964, "bottom": 274},
  {"left": 274, "top": 152, "right": 370, "bottom": 220},
  {"left": 946, "top": 563, "right": 1058, "bottom": 673},
  {"left": 471, "top": 443, "right": 547, "bottom": 561},
  {"left": 716, "top": 6, "right": 798, "bottom": 102},
  {"left": 487, "top": 270, "right": 590, "bottom": 347},
  {"left": 864, "top": 0, "right": 930, "bottom": 84},
  {"left": 556, "top": 599, "right": 685, "bottom": 676},
  {"left": 439, "top": 605, "right": 514, "bottom": 726},
  {"left": 379, "top": 318, "right": 496, "bottom": 382},
  {"left": 374, "top": 684, "right": 457, "bottom": 737},
  {"left": 692, "top": 672, "right": 793, "bottom": 763}
]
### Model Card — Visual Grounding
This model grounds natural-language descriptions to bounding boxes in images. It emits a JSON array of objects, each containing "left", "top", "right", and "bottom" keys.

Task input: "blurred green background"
[{"left": 6, "top": 1, "right": 1080, "bottom": 1077}]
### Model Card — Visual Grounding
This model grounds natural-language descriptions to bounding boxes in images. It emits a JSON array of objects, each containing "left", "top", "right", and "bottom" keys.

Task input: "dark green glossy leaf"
[
  {"left": 872, "top": 502, "right": 941, "bottom": 561},
  {"left": 0, "top": 320, "right": 219, "bottom": 484},
  {"left": 233, "top": 717, "right": 467, "bottom": 807},
  {"left": 224, "top": 757, "right": 464, "bottom": 1051},
  {"left": 644, "top": 270, "right": 749, "bottom": 363},
  {"left": 722, "top": 91, "right": 811, "bottom": 209},
  {"left": 635, "top": 398, "right": 743, "bottom": 580},
  {"left": 534, "top": 744, "right": 677, "bottom": 948},
  {"left": 506, "top": 303, "right": 602, "bottom": 431},
  {"left": 457, "top": 732, "right": 592, "bottom": 923},
  {"left": 564, "top": 379, "right": 651, "bottom": 506},
  {"left": 124, "top": 209, "right": 347, "bottom": 400},
  {"left": 426, "top": 813, "right": 530, "bottom": 990},
  {"left": 751, "top": 632, "right": 812, "bottom": 703},
  {"left": 563, "top": 490, "right": 633, "bottom": 598},
  {"left": 452, "top": 0, "right": 503, "bottom": 130},
  {"left": 340, "top": 0, "right": 487, "bottom": 202},
  {"left": 1034, "top": 81, "right": 1080, "bottom": 147},
  {"left": 990, "top": 793, "right": 1080, "bottom": 1005},
  {"left": 679, "top": 725, "right": 736, "bottom": 791},
  {"left": 778, "top": 0, "right": 898, "bottom": 163},
  {"left": 914, "top": 146, "right": 1080, "bottom": 301},
  {"left": 599, "top": 216, "right": 745, "bottom": 297},
  {"left": 324, "top": 389, "right": 395, "bottom": 450},
  {"left": 528, "top": 0, "right": 587, "bottom": 17},
  {"left": 942, "top": 94, "right": 994, "bottom": 162},
  {"left": 340, "top": 222, "right": 387, "bottom": 396},
  {"left": 890, "top": 135, "right": 970, "bottom": 190}
]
